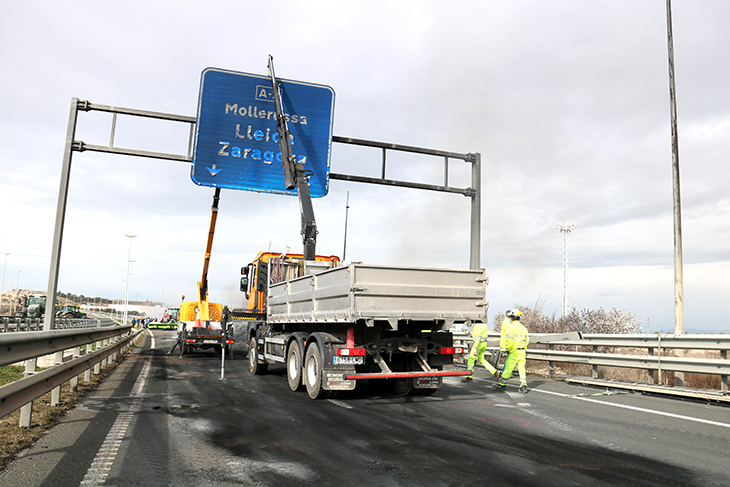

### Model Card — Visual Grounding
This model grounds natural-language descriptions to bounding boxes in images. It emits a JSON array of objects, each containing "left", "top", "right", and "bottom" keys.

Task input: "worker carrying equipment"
[
  {"left": 461, "top": 321, "right": 499, "bottom": 382},
  {"left": 494, "top": 309, "right": 529, "bottom": 393}
]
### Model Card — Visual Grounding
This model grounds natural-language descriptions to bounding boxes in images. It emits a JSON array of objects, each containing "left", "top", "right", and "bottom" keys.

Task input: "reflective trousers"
[
  {"left": 500, "top": 348, "right": 527, "bottom": 384},
  {"left": 467, "top": 339, "right": 497, "bottom": 375}
]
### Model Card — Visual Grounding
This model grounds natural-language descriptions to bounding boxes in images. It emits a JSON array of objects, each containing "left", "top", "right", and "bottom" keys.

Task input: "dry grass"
[{"left": 0, "top": 356, "right": 126, "bottom": 472}]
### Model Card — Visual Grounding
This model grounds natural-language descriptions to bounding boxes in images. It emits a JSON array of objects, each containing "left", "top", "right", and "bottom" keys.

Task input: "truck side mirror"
[{"left": 240, "top": 276, "right": 249, "bottom": 296}]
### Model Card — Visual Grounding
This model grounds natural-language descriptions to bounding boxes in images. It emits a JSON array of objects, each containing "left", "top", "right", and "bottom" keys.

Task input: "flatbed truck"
[{"left": 236, "top": 252, "right": 484, "bottom": 398}]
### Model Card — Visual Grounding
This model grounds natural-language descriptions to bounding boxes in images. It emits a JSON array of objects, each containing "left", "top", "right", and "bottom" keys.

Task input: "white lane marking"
[
  {"left": 327, "top": 399, "right": 353, "bottom": 410},
  {"left": 80, "top": 358, "right": 151, "bottom": 485},
  {"left": 146, "top": 328, "right": 156, "bottom": 350},
  {"left": 534, "top": 388, "right": 730, "bottom": 429},
  {"left": 80, "top": 412, "right": 133, "bottom": 485},
  {"left": 130, "top": 359, "right": 151, "bottom": 396}
]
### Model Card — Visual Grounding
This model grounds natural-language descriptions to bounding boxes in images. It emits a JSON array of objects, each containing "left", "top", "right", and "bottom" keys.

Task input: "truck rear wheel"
[
  {"left": 304, "top": 342, "right": 328, "bottom": 399},
  {"left": 393, "top": 378, "right": 414, "bottom": 397},
  {"left": 287, "top": 341, "right": 304, "bottom": 392},
  {"left": 249, "top": 337, "right": 267, "bottom": 375}
]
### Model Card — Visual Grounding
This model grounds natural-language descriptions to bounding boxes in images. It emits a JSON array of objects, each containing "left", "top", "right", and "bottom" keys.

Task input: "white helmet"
[{"left": 506, "top": 309, "right": 523, "bottom": 319}]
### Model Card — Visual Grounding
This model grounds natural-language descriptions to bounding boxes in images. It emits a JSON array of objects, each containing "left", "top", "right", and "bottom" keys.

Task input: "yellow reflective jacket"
[
  {"left": 471, "top": 322, "right": 490, "bottom": 344},
  {"left": 500, "top": 319, "right": 529, "bottom": 352}
]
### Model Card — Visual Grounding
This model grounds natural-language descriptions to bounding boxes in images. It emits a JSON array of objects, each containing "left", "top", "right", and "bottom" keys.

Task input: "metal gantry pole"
[
  {"left": 469, "top": 153, "right": 481, "bottom": 270},
  {"left": 44, "top": 98, "right": 80, "bottom": 330}
]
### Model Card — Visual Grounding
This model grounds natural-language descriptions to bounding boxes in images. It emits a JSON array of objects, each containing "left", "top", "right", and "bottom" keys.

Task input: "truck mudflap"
[
  {"left": 343, "top": 370, "right": 471, "bottom": 380},
  {"left": 325, "top": 371, "right": 357, "bottom": 391}
]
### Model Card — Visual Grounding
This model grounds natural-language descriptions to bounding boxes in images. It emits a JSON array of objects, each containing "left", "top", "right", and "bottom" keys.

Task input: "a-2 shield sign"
[{"left": 191, "top": 67, "right": 335, "bottom": 197}]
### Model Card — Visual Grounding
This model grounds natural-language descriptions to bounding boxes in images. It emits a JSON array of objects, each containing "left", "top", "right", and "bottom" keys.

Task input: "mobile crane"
[{"left": 170, "top": 187, "right": 234, "bottom": 356}]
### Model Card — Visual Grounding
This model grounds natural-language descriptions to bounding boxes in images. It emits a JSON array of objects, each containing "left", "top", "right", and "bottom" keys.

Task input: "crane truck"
[
  {"left": 171, "top": 187, "right": 234, "bottom": 357},
  {"left": 231, "top": 57, "right": 483, "bottom": 398}
]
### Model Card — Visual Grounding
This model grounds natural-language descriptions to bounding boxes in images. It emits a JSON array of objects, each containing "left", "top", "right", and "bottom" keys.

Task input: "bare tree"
[{"left": 493, "top": 304, "right": 641, "bottom": 335}]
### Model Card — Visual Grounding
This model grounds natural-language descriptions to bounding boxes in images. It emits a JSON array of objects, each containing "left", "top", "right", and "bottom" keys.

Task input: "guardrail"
[
  {"left": 453, "top": 332, "right": 730, "bottom": 393},
  {"left": 1, "top": 315, "right": 119, "bottom": 332},
  {"left": 0, "top": 325, "right": 142, "bottom": 426}
]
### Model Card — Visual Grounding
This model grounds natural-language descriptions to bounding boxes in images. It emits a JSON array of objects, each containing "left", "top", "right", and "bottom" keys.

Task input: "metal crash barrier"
[
  {"left": 0, "top": 325, "right": 142, "bottom": 425},
  {"left": 454, "top": 332, "right": 730, "bottom": 397}
]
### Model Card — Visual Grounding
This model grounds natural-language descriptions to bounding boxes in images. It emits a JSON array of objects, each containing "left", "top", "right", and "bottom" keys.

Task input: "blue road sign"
[{"left": 191, "top": 67, "right": 335, "bottom": 197}]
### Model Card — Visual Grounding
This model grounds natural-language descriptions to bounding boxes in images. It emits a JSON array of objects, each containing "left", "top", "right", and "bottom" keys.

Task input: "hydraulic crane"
[
  {"left": 196, "top": 187, "right": 221, "bottom": 321},
  {"left": 268, "top": 55, "right": 318, "bottom": 260}
]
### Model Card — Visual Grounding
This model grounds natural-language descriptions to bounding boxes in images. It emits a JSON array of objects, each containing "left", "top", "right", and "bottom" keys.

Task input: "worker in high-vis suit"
[
  {"left": 462, "top": 321, "right": 499, "bottom": 382},
  {"left": 494, "top": 309, "right": 530, "bottom": 393}
]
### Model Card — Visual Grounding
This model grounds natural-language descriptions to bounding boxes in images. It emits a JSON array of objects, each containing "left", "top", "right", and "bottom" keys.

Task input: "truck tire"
[
  {"left": 304, "top": 342, "right": 330, "bottom": 399},
  {"left": 249, "top": 337, "right": 268, "bottom": 375},
  {"left": 286, "top": 341, "right": 304, "bottom": 392},
  {"left": 393, "top": 378, "right": 413, "bottom": 397}
]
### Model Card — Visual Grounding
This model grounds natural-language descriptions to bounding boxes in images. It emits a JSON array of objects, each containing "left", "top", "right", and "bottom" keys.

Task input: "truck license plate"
[
  {"left": 203, "top": 340, "right": 218, "bottom": 344},
  {"left": 333, "top": 356, "right": 364, "bottom": 365}
]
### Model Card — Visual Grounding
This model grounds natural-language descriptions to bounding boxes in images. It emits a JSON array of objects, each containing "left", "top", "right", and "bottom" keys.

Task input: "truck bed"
[{"left": 267, "top": 263, "right": 488, "bottom": 328}]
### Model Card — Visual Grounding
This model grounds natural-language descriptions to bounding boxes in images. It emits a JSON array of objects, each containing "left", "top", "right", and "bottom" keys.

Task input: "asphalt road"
[{"left": 2, "top": 329, "right": 729, "bottom": 486}]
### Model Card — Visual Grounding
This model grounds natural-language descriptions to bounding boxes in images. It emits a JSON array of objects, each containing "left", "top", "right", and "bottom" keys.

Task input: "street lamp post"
[
  {"left": 13, "top": 270, "right": 21, "bottom": 315},
  {"left": 558, "top": 222, "right": 575, "bottom": 317},
  {"left": 1, "top": 253, "right": 8, "bottom": 315},
  {"left": 123, "top": 234, "right": 136, "bottom": 326}
]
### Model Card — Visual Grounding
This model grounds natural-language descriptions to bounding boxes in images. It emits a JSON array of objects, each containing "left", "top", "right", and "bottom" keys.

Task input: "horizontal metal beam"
[
  {"left": 73, "top": 141, "right": 192, "bottom": 163},
  {"left": 0, "top": 329, "right": 141, "bottom": 418},
  {"left": 332, "top": 135, "right": 475, "bottom": 162},
  {"left": 0, "top": 325, "right": 133, "bottom": 367},
  {"left": 78, "top": 100, "right": 196, "bottom": 123},
  {"left": 329, "top": 172, "right": 473, "bottom": 196}
]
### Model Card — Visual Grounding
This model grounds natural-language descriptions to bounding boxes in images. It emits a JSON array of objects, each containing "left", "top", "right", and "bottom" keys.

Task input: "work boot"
[
  {"left": 492, "top": 382, "right": 506, "bottom": 391},
  {"left": 461, "top": 376, "right": 473, "bottom": 383},
  {"left": 519, "top": 383, "right": 528, "bottom": 394}
]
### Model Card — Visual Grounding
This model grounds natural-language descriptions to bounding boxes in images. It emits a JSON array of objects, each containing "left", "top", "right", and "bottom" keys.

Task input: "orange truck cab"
[{"left": 240, "top": 251, "right": 340, "bottom": 313}]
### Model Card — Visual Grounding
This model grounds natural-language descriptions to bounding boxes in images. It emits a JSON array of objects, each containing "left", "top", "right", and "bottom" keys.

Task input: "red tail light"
[
  {"left": 337, "top": 348, "right": 366, "bottom": 356},
  {"left": 225, "top": 339, "right": 234, "bottom": 344},
  {"left": 440, "top": 346, "right": 466, "bottom": 355},
  {"left": 186, "top": 339, "right": 196, "bottom": 343}
]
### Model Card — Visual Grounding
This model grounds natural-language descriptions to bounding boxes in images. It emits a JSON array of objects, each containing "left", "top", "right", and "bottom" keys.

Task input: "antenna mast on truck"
[{"left": 268, "top": 55, "right": 318, "bottom": 260}]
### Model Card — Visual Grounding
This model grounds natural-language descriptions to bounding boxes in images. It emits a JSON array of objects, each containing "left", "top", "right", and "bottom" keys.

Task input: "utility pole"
[
  {"left": 666, "top": 0, "right": 685, "bottom": 387},
  {"left": 343, "top": 191, "right": 350, "bottom": 261},
  {"left": 665, "top": 0, "right": 684, "bottom": 337},
  {"left": 558, "top": 222, "right": 575, "bottom": 317},
  {"left": 13, "top": 270, "right": 21, "bottom": 315},
  {"left": 1, "top": 253, "right": 8, "bottom": 315},
  {"left": 123, "top": 234, "right": 136, "bottom": 326}
]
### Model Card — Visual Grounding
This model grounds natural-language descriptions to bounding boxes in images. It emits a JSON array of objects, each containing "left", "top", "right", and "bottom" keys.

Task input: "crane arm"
[
  {"left": 197, "top": 187, "right": 221, "bottom": 320},
  {"left": 268, "top": 55, "right": 317, "bottom": 260}
]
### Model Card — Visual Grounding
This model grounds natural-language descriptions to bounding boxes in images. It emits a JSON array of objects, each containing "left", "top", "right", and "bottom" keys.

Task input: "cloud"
[{"left": 2, "top": 1, "right": 730, "bottom": 331}]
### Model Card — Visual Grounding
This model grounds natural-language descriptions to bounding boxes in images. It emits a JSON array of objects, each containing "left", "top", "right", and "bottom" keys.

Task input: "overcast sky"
[{"left": 1, "top": 1, "right": 729, "bottom": 332}]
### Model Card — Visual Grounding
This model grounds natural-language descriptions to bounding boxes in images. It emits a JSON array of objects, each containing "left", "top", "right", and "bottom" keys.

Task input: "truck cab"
[{"left": 240, "top": 251, "right": 340, "bottom": 313}]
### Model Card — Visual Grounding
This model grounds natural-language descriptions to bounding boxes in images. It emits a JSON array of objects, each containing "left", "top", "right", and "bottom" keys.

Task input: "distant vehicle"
[
  {"left": 56, "top": 304, "right": 85, "bottom": 319},
  {"left": 14, "top": 294, "right": 47, "bottom": 318},
  {"left": 161, "top": 307, "right": 180, "bottom": 323}
]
